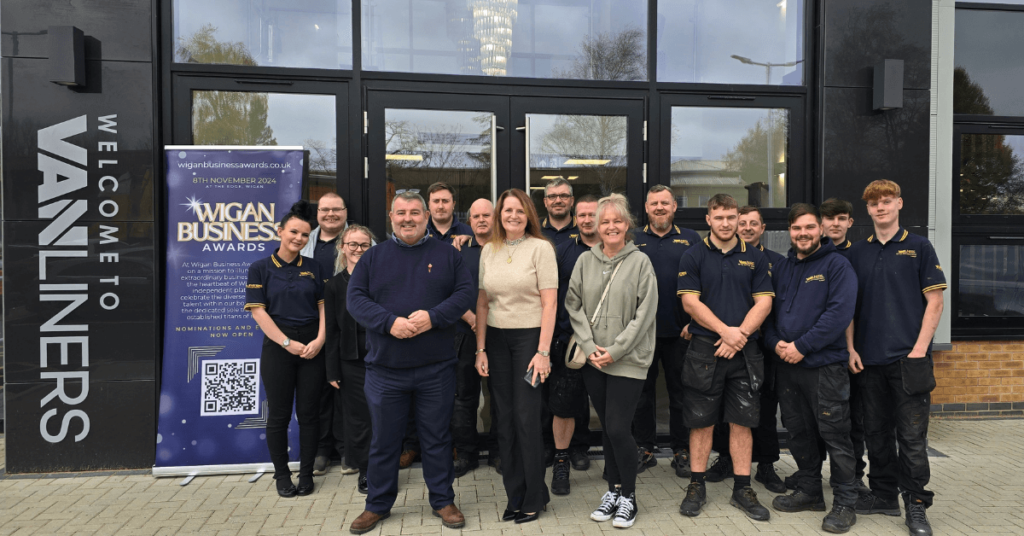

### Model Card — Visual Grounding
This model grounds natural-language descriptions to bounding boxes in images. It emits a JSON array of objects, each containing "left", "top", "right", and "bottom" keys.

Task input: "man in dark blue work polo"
[
  {"left": 676, "top": 193, "right": 774, "bottom": 522},
  {"left": 821, "top": 198, "right": 855, "bottom": 258},
  {"left": 346, "top": 191, "right": 476, "bottom": 534},
  {"left": 763, "top": 203, "right": 859, "bottom": 534},
  {"left": 632, "top": 185, "right": 701, "bottom": 479},
  {"left": 540, "top": 177, "right": 578, "bottom": 245},
  {"left": 704, "top": 205, "right": 788, "bottom": 492},
  {"left": 547, "top": 194, "right": 600, "bottom": 496},
  {"left": 846, "top": 180, "right": 945, "bottom": 536}
]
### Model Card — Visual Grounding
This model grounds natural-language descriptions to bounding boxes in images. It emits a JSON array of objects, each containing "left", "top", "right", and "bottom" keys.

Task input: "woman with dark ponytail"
[{"left": 245, "top": 200, "right": 328, "bottom": 497}]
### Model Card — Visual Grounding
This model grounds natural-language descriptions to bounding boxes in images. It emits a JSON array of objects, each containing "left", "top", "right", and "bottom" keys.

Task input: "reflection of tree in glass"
[
  {"left": 961, "top": 135, "right": 1024, "bottom": 215},
  {"left": 305, "top": 138, "right": 338, "bottom": 176},
  {"left": 953, "top": 66, "right": 993, "bottom": 116},
  {"left": 539, "top": 115, "right": 627, "bottom": 198},
  {"left": 558, "top": 26, "right": 647, "bottom": 82},
  {"left": 176, "top": 24, "right": 253, "bottom": 65},
  {"left": 722, "top": 113, "right": 788, "bottom": 206}
]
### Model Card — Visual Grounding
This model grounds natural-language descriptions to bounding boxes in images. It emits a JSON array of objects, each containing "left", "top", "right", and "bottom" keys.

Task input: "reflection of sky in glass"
[
  {"left": 362, "top": 0, "right": 647, "bottom": 79},
  {"left": 266, "top": 94, "right": 336, "bottom": 152},
  {"left": 385, "top": 109, "right": 492, "bottom": 168},
  {"left": 672, "top": 107, "right": 777, "bottom": 159},
  {"left": 658, "top": 0, "right": 804, "bottom": 85},
  {"left": 174, "top": 0, "right": 353, "bottom": 69},
  {"left": 955, "top": 9, "right": 1024, "bottom": 116}
]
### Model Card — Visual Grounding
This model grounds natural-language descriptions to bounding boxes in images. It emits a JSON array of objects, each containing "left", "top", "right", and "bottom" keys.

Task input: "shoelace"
[
  {"left": 907, "top": 502, "right": 929, "bottom": 524},
  {"left": 684, "top": 483, "right": 703, "bottom": 500},
  {"left": 553, "top": 458, "right": 570, "bottom": 479},
  {"left": 598, "top": 491, "right": 620, "bottom": 513},
  {"left": 739, "top": 487, "right": 760, "bottom": 503},
  {"left": 614, "top": 496, "right": 636, "bottom": 519}
]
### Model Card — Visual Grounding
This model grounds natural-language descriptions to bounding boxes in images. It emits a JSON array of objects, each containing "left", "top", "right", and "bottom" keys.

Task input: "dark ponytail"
[{"left": 280, "top": 199, "right": 316, "bottom": 228}]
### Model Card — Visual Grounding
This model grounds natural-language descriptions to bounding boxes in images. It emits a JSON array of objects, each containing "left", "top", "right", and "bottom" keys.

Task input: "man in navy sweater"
[
  {"left": 763, "top": 203, "right": 859, "bottom": 534},
  {"left": 347, "top": 191, "right": 475, "bottom": 534}
]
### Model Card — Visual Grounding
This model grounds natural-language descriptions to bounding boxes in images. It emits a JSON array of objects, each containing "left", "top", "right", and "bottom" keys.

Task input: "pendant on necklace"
[{"left": 506, "top": 257, "right": 512, "bottom": 264}]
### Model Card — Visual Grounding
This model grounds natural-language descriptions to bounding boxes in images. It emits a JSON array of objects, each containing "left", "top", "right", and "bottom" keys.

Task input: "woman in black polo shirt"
[{"left": 245, "top": 201, "right": 327, "bottom": 498}]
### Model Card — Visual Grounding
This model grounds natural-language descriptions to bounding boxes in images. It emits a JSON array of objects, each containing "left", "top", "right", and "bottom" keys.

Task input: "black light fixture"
[
  {"left": 49, "top": 26, "right": 85, "bottom": 87},
  {"left": 873, "top": 59, "right": 904, "bottom": 111}
]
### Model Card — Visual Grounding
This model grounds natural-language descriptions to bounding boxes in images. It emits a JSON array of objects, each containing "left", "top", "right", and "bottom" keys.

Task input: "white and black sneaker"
[
  {"left": 612, "top": 492, "right": 638, "bottom": 529},
  {"left": 591, "top": 490, "right": 620, "bottom": 522}
]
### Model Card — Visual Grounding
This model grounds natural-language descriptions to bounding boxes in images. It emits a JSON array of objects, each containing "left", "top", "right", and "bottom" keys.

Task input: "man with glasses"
[{"left": 540, "top": 178, "right": 579, "bottom": 245}]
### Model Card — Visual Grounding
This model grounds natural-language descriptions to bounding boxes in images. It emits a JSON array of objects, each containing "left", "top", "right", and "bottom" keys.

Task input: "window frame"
[{"left": 950, "top": 233, "right": 1024, "bottom": 339}]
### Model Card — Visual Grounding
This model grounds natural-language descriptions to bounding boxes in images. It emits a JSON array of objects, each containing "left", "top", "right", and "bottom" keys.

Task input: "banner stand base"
[{"left": 153, "top": 462, "right": 300, "bottom": 479}]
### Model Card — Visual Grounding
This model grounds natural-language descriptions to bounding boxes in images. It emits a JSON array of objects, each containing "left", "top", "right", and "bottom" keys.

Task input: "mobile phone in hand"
[{"left": 523, "top": 367, "right": 540, "bottom": 388}]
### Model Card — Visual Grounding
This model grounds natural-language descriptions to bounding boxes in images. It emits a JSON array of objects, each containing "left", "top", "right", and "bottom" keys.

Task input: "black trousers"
[
  {"left": 260, "top": 323, "right": 325, "bottom": 480},
  {"left": 583, "top": 365, "right": 645, "bottom": 496},
  {"left": 850, "top": 370, "right": 867, "bottom": 479},
  {"left": 487, "top": 326, "right": 550, "bottom": 513},
  {"left": 452, "top": 332, "right": 499, "bottom": 458},
  {"left": 860, "top": 358, "right": 934, "bottom": 506},
  {"left": 633, "top": 336, "right": 689, "bottom": 452},
  {"left": 711, "top": 349, "right": 780, "bottom": 464},
  {"left": 317, "top": 380, "right": 345, "bottom": 459},
  {"left": 341, "top": 359, "right": 372, "bottom": 472},
  {"left": 777, "top": 362, "right": 858, "bottom": 506}
]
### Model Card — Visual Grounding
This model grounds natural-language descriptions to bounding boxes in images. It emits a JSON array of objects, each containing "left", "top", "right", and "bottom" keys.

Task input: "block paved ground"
[{"left": 2, "top": 419, "right": 1024, "bottom": 535}]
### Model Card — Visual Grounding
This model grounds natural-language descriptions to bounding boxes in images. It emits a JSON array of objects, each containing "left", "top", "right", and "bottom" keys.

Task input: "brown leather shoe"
[
  {"left": 399, "top": 449, "right": 419, "bottom": 469},
  {"left": 349, "top": 510, "right": 390, "bottom": 534},
  {"left": 432, "top": 504, "right": 466, "bottom": 529}
]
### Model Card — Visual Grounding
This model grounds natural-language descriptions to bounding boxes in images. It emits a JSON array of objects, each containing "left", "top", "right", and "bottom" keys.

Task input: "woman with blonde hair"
[
  {"left": 566, "top": 193, "right": 658, "bottom": 528},
  {"left": 475, "top": 188, "right": 557, "bottom": 524}
]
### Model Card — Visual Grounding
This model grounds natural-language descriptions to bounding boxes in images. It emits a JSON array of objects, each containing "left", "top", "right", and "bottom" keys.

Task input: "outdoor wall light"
[
  {"left": 48, "top": 25, "right": 85, "bottom": 87},
  {"left": 873, "top": 59, "right": 904, "bottom": 111}
]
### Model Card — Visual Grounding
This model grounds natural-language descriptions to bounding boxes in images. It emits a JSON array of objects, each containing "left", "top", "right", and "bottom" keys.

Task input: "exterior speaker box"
[
  {"left": 48, "top": 26, "right": 85, "bottom": 87},
  {"left": 873, "top": 59, "right": 904, "bottom": 111}
]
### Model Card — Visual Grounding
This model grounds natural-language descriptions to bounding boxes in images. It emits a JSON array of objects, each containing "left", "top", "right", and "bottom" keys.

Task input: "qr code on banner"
[{"left": 201, "top": 359, "right": 260, "bottom": 416}]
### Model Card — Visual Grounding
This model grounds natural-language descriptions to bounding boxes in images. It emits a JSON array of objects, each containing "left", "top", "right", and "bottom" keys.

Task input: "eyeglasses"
[
  {"left": 318, "top": 207, "right": 347, "bottom": 213},
  {"left": 545, "top": 193, "right": 572, "bottom": 201},
  {"left": 345, "top": 242, "right": 372, "bottom": 250}
]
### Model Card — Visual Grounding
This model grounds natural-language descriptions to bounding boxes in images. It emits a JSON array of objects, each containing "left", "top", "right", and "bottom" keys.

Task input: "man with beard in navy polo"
[{"left": 540, "top": 178, "right": 578, "bottom": 245}]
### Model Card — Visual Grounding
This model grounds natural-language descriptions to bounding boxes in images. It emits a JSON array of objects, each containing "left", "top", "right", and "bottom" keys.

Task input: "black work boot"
[
  {"left": 772, "top": 490, "right": 826, "bottom": 512},
  {"left": 903, "top": 494, "right": 933, "bottom": 536},
  {"left": 636, "top": 447, "right": 657, "bottom": 474},
  {"left": 822, "top": 504, "right": 857, "bottom": 534},
  {"left": 754, "top": 463, "right": 786, "bottom": 493},
  {"left": 570, "top": 448, "right": 591, "bottom": 471},
  {"left": 551, "top": 451, "right": 571, "bottom": 496},
  {"left": 679, "top": 482, "right": 706, "bottom": 517},
  {"left": 453, "top": 452, "right": 479, "bottom": 478},
  {"left": 705, "top": 455, "right": 733, "bottom": 482},
  {"left": 730, "top": 486, "right": 770, "bottom": 521},
  {"left": 671, "top": 449, "right": 691, "bottom": 478},
  {"left": 855, "top": 493, "right": 901, "bottom": 516}
]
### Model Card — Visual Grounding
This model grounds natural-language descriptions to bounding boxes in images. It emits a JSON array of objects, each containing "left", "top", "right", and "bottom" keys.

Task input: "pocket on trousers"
[
  {"left": 743, "top": 343, "right": 765, "bottom": 393},
  {"left": 900, "top": 355, "right": 937, "bottom": 396},
  {"left": 816, "top": 365, "right": 852, "bottom": 436},
  {"left": 682, "top": 346, "right": 717, "bottom": 393}
]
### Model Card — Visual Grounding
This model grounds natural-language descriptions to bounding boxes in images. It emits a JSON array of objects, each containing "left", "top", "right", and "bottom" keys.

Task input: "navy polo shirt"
[
  {"left": 755, "top": 243, "right": 786, "bottom": 275},
  {"left": 541, "top": 217, "right": 579, "bottom": 246},
  {"left": 554, "top": 235, "right": 592, "bottom": 343},
  {"left": 311, "top": 234, "right": 339, "bottom": 277},
  {"left": 427, "top": 216, "right": 473, "bottom": 244},
  {"left": 834, "top": 238, "right": 853, "bottom": 259},
  {"left": 635, "top": 224, "right": 702, "bottom": 338},
  {"left": 847, "top": 227, "right": 947, "bottom": 365},
  {"left": 457, "top": 236, "right": 484, "bottom": 335},
  {"left": 677, "top": 237, "right": 775, "bottom": 339},
  {"left": 244, "top": 253, "right": 325, "bottom": 327}
]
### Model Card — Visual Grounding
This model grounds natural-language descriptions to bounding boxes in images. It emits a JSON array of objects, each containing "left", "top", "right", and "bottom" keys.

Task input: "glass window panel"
[
  {"left": 192, "top": 91, "right": 337, "bottom": 200},
  {"left": 670, "top": 107, "right": 789, "bottom": 208},
  {"left": 959, "top": 134, "right": 1024, "bottom": 215},
  {"left": 361, "top": 0, "right": 647, "bottom": 81},
  {"left": 658, "top": 0, "right": 805, "bottom": 85},
  {"left": 528, "top": 114, "right": 627, "bottom": 219},
  {"left": 174, "top": 0, "right": 353, "bottom": 69},
  {"left": 958, "top": 245, "right": 1024, "bottom": 318},
  {"left": 954, "top": 9, "right": 1024, "bottom": 116},
  {"left": 384, "top": 109, "right": 494, "bottom": 233}
]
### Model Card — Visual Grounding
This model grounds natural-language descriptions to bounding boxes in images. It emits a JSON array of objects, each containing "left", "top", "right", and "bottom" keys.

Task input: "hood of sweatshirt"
[{"left": 589, "top": 241, "right": 640, "bottom": 264}]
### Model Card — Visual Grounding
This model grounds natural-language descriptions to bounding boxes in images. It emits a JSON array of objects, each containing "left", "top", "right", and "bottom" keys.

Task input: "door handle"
[{"left": 515, "top": 126, "right": 526, "bottom": 131}]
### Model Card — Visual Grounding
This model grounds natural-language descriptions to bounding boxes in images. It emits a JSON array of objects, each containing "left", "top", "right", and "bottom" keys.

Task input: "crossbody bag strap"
[{"left": 588, "top": 256, "right": 626, "bottom": 326}]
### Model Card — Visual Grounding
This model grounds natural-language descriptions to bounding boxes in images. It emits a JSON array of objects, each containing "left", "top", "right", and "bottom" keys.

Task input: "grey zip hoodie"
[{"left": 565, "top": 242, "right": 658, "bottom": 380}]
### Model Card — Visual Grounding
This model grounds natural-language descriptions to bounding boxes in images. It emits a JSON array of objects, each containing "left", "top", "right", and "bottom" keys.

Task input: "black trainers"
[
  {"left": 705, "top": 455, "right": 733, "bottom": 482},
  {"left": 772, "top": 490, "right": 826, "bottom": 512},
  {"left": 313, "top": 455, "right": 330, "bottom": 476},
  {"left": 730, "top": 486, "right": 771, "bottom": 521},
  {"left": 551, "top": 453, "right": 571, "bottom": 496},
  {"left": 357, "top": 471, "right": 368, "bottom": 494},
  {"left": 822, "top": 504, "right": 857, "bottom": 534},
  {"left": 671, "top": 449, "right": 691, "bottom": 478},
  {"left": 591, "top": 490, "right": 620, "bottom": 522},
  {"left": 855, "top": 493, "right": 901, "bottom": 516},
  {"left": 612, "top": 492, "right": 638, "bottom": 528},
  {"left": 453, "top": 453, "right": 479, "bottom": 478},
  {"left": 903, "top": 495, "right": 933, "bottom": 536},
  {"left": 679, "top": 482, "right": 706, "bottom": 517},
  {"left": 755, "top": 463, "right": 786, "bottom": 493},
  {"left": 636, "top": 447, "right": 657, "bottom": 474},
  {"left": 570, "top": 448, "right": 591, "bottom": 471}
]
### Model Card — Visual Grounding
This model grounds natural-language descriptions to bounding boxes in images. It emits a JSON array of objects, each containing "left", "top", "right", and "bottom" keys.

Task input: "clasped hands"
[
  {"left": 390, "top": 310, "right": 433, "bottom": 339},
  {"left": 588, "top": 345, "right": 614, "bottom": 368},
  {"left": 775, "top": 340, "right": 806, "bottom": 364},
  {"left": 713, "top": 326, "right": 750, "bottom": 359}
]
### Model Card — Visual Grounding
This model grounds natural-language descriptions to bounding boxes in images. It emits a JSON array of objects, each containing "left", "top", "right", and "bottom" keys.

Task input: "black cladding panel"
[{"left": 1, "top": 0, "right": 152, "bottom": 62}]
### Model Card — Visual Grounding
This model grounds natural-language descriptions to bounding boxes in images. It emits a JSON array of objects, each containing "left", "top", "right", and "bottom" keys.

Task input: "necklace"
[{"left": 504, "top": 236, "right": 527, "bottom": 263}]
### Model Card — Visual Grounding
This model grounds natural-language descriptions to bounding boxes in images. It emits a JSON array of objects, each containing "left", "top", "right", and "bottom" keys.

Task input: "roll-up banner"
[{"left": 155, "top": 146, "right": 304, "bottom": 477}]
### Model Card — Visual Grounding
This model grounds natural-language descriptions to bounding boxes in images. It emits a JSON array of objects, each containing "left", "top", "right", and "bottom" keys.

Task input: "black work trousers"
[
  {"left": 850, "top": 370, "right": 867, "bottom": 479},
  {"left": 583, "top": 365, "right": 645, "bottom": 496},
  {"left": 317, "top": 381, "right": 345, "bottom": 459},
  {"left": 860, "top": 358, "right": 934, "bottom": 507},
  {"left": 633, "top": 336, "right": 689, "bottom": 452},
  {"left": 341, "top": 359, "right": 372, "bottom": 472},
  {"left": 777, "top": 362, "right": 858, "bottom": 507},
  {"left": 260, "top": 323, "right": 325, "bottom": 480},
  {"left": 452, "top": 332, "right": 499, "bottom": 459}
]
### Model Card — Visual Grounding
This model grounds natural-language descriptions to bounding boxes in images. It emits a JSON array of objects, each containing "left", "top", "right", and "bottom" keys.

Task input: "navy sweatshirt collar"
[{"left": 392, "top": 232, "right": 430, "bottom": 248}]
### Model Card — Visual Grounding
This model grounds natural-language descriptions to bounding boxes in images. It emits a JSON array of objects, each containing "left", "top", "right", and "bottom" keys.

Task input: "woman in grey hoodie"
[{"left": 565, "top": 193, "right": 658, "bottom": 529}]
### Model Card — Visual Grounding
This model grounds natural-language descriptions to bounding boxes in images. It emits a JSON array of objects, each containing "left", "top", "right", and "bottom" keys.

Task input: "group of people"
[{"left": 245, "top": 177, "right": 944, "bottom": 536}]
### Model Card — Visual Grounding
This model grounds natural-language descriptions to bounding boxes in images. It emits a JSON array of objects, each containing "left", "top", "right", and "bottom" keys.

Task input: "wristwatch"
[
  {"left": 475, "top": 348, "right": 486, "bottom": 354},
  {"left": 281, "top": 337, "right": 291, "bottom": 348},
  {"left": 537, "top": 350, "right": 550, "bottom": 357}
]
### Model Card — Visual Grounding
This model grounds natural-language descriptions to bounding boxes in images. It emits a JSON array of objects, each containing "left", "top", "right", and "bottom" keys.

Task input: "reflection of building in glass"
[{"left": 473, "top": 0, "right": 518, "bottom": 76}]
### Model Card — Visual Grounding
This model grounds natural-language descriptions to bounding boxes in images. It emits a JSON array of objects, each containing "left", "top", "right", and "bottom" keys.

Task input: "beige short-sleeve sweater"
[{"left": 479, "top": 236, "right": 558, "bottom": 329}]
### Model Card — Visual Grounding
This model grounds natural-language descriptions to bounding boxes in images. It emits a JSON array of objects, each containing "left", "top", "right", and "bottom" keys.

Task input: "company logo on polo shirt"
[
  {"left": 299, "top": 271, "right": 315, "bottom": 278},
  {"left": 805, "top": 274, "right": 825, "bottom": 283},
  {"left": 246, "top": 284, "right": 262, "bottom": 289},
  {"left": 673, "top": 239, "right": 690, "bottom": 245},
  {"left": 678, "top": 271, "right": 687, "bottom": 277},
  {"left": 897, "top": 249, "right": 917, "bottom": 257},
  {"left": 936, "top": 265, "right": 942, "bottom": 271},
  {"left": 570, "top": 233, "right": 578, "bottom": 239},
  {"left": 738, "top": 260, "right": 755, "bottom": 269}
]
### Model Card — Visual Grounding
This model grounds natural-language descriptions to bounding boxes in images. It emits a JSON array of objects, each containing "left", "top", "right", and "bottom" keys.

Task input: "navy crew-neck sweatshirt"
[
  {"left": 762, "top": 239, "right": 858, "bottom": 368},
  {"left": 347, "top": 236, "right": 475, "bottom": 368}
]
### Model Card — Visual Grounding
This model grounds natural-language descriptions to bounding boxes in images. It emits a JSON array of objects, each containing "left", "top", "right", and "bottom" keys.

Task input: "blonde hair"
[
  {"left": 334, "top": 224, "right": 376, "bottom": 275},
  {"left": 597, "top": 193, "right": 637, "bottom": 242}
]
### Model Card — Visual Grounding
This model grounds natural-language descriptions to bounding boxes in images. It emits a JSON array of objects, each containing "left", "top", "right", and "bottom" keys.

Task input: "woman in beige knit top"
[{"left": 475, "top": 188, "right": 557, "bottom": 524}]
